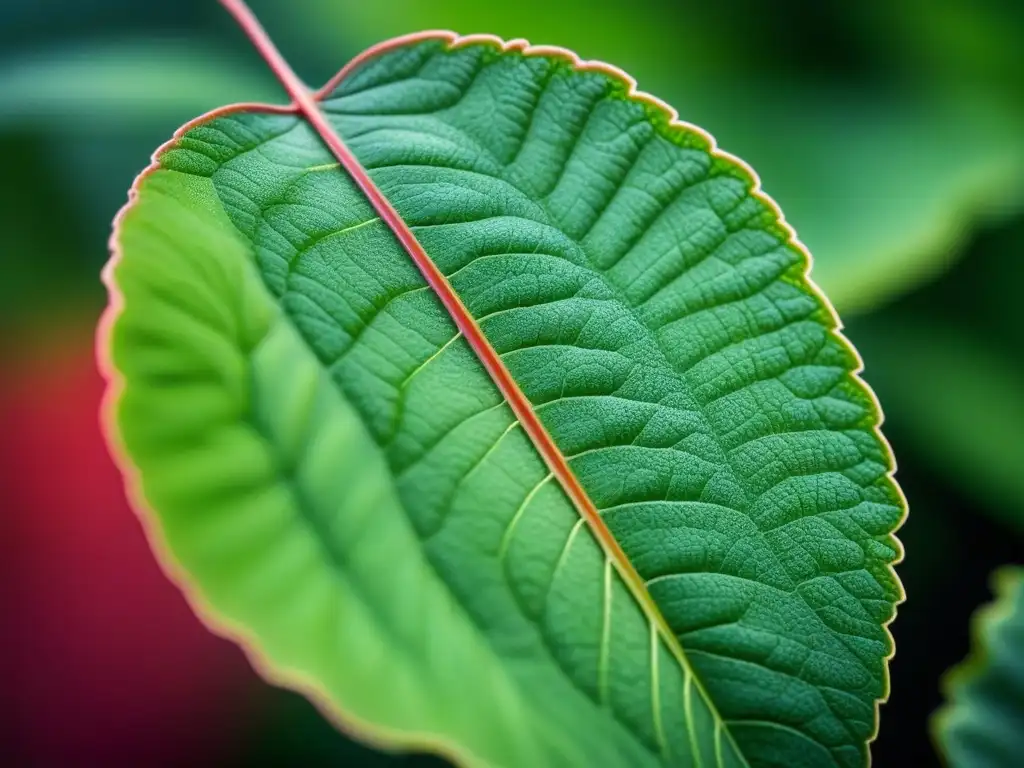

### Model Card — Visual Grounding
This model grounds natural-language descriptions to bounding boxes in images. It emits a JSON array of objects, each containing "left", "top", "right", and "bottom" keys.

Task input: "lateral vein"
[{"left": 217, "top": 1, "right": 746, "bottom": 762}]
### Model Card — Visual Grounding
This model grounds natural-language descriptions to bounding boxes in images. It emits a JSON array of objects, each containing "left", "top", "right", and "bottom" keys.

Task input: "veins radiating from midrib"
[
  {"left": 322, "top": 44, "right": 898, "bottom": 767},
  {"left": 339, "top": 55, "right": 893, "bottom": 530},
  {"left": 176, "top": 41, "right": 898, "bottom": 768},
  {"left": 338, "top": 78, "right": 881, "bottom": 547},
  {"left": 166, "top": 115, "right": 703, "bottom": 766}
]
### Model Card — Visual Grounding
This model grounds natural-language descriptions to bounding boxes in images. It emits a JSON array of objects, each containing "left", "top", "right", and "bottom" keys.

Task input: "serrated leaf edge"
[
  {"left": 96, "top": 17, "right": 909, "bottom": 768},
  {"left": 320, "top": 28, "right": 909, "bottom": 763},
  {"left": 931, "top": 566, "right": 1024, "bottom": 765}
]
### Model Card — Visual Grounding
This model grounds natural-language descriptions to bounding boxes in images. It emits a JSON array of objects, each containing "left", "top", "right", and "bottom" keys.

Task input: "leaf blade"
[
  {"left": 934, "top": 568, "right": 1024, "bottom": 767},
  {"left": 289, "top": 0, "right": 1024, "bottom": 313},
  {"left": 102, "top": 30, "right": 906, "bottom": 768},
  {"left": 106, "top": 164, "right": 628, "bottom": 768}
]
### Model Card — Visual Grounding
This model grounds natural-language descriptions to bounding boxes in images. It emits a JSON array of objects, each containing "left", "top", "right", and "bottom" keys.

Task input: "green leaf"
[
  {"left": 281, "top": 0, "right": 1024, "bottom": 313},
  {"left": 934, "top": 567, "right": 1024, "bottom": 767},
  {"left": 102, "top": 31, "right": 905, "bottom": 768}
]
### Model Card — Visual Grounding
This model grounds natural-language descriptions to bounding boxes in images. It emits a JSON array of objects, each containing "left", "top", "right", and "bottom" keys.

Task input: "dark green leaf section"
[
  {"left": 934, "top": 568, "right": 1024, "bottom": 767},
  {"left": 305, "top": 0, "right": 1024, "bottom": 314},
  {"left": 109, "top": 36, "right": 904, "bottom": 768}
]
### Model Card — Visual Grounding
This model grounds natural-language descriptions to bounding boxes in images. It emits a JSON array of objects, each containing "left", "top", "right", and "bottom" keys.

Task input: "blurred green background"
[{"left": 2, "top": 0, "right": 1022, "bottom": 765}]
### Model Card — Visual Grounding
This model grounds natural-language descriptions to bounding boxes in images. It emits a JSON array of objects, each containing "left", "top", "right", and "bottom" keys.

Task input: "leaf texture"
[
  {"left": 102, "top": 33, "right": 905, "bottom": 768},
  {"left": 934, "top": 568, "right": 1024, "bottom": 767},
  {"left": 294, "top": 0, "right": 1024, "bottom": 314}
]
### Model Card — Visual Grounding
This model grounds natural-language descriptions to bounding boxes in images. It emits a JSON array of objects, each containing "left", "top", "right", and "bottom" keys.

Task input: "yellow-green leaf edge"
[{"left": 97, "top": 31, "right": 908, "bottom": 767}]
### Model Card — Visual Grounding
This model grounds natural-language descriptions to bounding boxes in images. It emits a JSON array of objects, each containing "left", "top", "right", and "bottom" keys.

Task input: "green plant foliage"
[
  {"left": 103, "top": 35, "right": 905, "bottom": 767},
  {"left": 281, "top": 0, "right": 1024, "bottom": 314},
  {"left": 871, "top": 0, "right": 1024, "bottom": 105},
  {"left": 846, "top": 212, "right": 1024, "bottom": 534},
  {"left": 934, "top": 568, "right": 1024, "bottom": 767},
  {"left": 0, "top": 40, "right": 276, "bottom": 130}
]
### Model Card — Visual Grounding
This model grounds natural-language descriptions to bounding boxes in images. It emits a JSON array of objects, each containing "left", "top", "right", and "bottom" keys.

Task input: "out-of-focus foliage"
[
  {"left": 853, "top": 324, "right": 1024, "bottom": 533},
  {"left": 0, "top": 40, "right": 276, "bottom": 322},
  {"left": 2, "top": 0, "right": 1022, "bottom": 765},
  {"left": 933, "top": 567, "right": 1024, "bottom": 767},
  {"left": 0, "top": 41, "right": 276, "bottom": 128},
  {"left": 849, "top": 215, "right": 1024, "bottom": 532}
]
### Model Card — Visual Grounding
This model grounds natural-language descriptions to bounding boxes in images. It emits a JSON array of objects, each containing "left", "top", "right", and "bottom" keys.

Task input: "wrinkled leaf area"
[{"left": 106, "top": 37, "right": 905, "bottom": 768}]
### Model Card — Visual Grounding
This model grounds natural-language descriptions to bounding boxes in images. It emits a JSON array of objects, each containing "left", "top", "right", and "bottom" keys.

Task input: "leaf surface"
[
  {"left": 102, "top": 31, "right": 905, "bottom": 768},
  {"left": 934, "top": 568, "right": 1024, "bottom": 767},
  {"left": 287, "top": 0, "right": 1024, "bottom": 313}
]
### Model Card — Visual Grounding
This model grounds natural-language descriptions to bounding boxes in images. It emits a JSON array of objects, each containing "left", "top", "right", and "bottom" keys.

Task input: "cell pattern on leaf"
[{"left": 107, "top": 35, "right": 905, "bottom": 768}]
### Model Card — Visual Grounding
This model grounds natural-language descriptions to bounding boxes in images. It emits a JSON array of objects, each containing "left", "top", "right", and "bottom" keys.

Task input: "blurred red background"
[{"left": 3, "top": 328, "right": 254, "bottom": 764}]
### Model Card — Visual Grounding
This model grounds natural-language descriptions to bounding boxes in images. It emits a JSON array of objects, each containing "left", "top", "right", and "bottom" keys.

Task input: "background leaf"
[
  {"left": 933, "top": 567, "right": 1024, "bottom": 767},
  {"left": 851, "top": 322, "right": 1024, "bottom": 533},
  {"left": 847, "top": 214, "right": 1024, "bottom": 533},
  {"left": 0, "top": 40, "right": 277, "bottom": 129}
]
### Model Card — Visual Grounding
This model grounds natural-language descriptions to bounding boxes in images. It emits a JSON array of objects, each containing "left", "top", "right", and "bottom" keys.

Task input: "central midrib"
[
  {"left": 217, "top": 0, "right": 744, "bottom": 764},
  {"left": 298, "top": 80, "right": 753, "bottom": 761}
]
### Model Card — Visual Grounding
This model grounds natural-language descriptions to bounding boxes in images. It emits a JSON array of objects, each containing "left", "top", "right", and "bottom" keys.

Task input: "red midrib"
[{"left": 218, "top": 0, "right": 659, "bottom": 622}]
